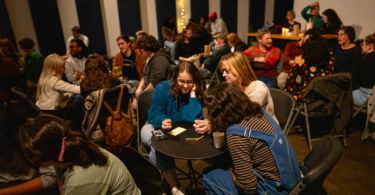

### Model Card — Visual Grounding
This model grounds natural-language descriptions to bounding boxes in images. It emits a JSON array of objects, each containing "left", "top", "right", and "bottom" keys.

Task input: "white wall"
[
  {"left": 100, "top": 0, "right": 121, "bottom": 57},
  {"left": 139, "top": 0, "right": 158, "bottom": 38},
  {"left": 5, "top": 0, "right": 39, "bottom": 55},
  {"left": 237, "top": 0, "right": 249, "bottom": 43},
  {"left": 294, "top": 0, "right": 375, "bottom": 39},
  {"left": 56, "top": 0, "right": 79, "bottom": 50},
  {"left": 209, "top": 0, "right": 220, "bottom": 18},
  {"left": 264, "top": 0, "right": 275, "bottom": 25}
]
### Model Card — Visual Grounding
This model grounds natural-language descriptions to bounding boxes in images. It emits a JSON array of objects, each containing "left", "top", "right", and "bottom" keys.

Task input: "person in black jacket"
[
  {"left": 322, "top": 9, "right": 342, "bottom": 34},
  {"left": 352, "top": 34, "right": 375, "bottom": 106},
  {"left": 227, "top": 33, "right": 248, "bottom": 52},
  {"left": 175, "top": 28, "right": 200, "bottom": 62},
  {"left": 135, "top": 35, "right": 172, "bottom": 97}
]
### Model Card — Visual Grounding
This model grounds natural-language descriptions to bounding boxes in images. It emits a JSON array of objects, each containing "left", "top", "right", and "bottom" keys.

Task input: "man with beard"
[
  {"left": 244, "top": 29, "right": 281, "bottom": 88},
  {"left": 175, "top": 28, "right": 199, "bottom": 62},
  {"left": 277, "top": 29, "right": 315, "bottom": 89},
  {"left": 65, "top": 39, "right": 90, "bottom": 85}
]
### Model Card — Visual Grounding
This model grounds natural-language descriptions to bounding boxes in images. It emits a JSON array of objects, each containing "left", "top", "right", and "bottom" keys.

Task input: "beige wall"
[
  {"left": 139, "top": 0, "right": 158, "bottom": 38},
  {"left": 294, "top": 0, "right": 375, "bottom": 39},
  {"left": 56, "top": 0, "right": 79, "bottom": 50},
  {"left": 237, "top": 0, "right": 249, "bottom": 43},
  {"left": 100, "top": 0, "right": 121, "bottom": 57},
  {"left": 209, "top": 0, "right": 220, "bottom": 18},
  {"left": 5, "top": 0, "right": 39, "bottom": 55}
]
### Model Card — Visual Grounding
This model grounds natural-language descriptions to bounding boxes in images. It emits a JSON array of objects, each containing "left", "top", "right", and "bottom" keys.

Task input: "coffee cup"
[{"left": 213, "top": 132, "right": 225, "bottom": 148}]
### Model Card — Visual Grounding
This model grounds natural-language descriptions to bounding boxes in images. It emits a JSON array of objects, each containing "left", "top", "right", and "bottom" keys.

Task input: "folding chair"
[
  {"left": 288, "top": 135, "right": 343, "bottom": 195},
  {"left": 137, "top": 89, "right": 154, "bottom": 156},
  {"left": 269, "top": 88, "right": 296, "bottom": 132},
  {"left": 285, "top": 74, "right": 350, "bottom": 151},
  {"left": 206, "top": 65, "right": 221, "bottom": 89}
]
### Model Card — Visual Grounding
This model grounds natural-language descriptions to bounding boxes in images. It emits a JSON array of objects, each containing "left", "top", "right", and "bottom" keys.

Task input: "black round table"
[
  {"left": 151, "top": 121, "right": 227, "bottom": 191},
  {"left": 151, "top": 121, "right": 226, "bottom": 160}
]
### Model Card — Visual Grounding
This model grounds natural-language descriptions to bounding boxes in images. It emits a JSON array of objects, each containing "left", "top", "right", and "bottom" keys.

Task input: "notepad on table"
[{"left": 168, "top": 127, "right": 186, "bottom": 136}]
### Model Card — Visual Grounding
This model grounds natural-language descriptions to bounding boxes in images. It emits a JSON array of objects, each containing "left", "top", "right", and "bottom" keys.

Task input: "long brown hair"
[
  {"left": 205, "top": 83, "right": 263, "bottom": 132},
  {"left": 170, "top": 61, "right": 204, "bottom": 108},
  {"left": 0, "top": 38, "right": 17, "bottom": 55},
  {"left": 18, "top": 114, "right": 108, "bottom": 168},
  {"left": 80, "top": 54, "right": 117, "bottom": 93}
]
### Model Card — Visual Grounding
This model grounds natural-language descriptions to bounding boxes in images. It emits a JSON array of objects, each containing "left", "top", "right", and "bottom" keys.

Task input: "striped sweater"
[
  {"left": 243, "top": 46, "right": 281, "bottom": 78},
  {"left": 228, "top": 114, "right": 280, "bottom": 194}
]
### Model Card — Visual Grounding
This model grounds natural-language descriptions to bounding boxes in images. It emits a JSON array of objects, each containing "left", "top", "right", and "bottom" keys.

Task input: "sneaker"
[{"left": 171, "top": 186, "right": 185, "bottom": 195}]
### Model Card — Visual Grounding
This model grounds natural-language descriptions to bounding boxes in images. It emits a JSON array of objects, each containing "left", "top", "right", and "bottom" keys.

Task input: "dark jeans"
[{"left": 257, "top": 76, "right": 277, "bottom": 88}]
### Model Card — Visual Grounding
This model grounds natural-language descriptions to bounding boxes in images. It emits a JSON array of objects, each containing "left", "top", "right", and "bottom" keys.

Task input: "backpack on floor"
[{"left": 103, "top": 85, "right": 134, "bottom": 153}]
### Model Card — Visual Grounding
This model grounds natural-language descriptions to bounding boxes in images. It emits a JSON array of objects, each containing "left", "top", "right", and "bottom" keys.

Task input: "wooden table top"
[{"left": 247, "top": 33, "right": 337, "bottom": 40}]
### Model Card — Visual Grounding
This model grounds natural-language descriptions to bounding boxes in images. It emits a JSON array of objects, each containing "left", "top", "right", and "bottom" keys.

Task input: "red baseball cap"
[{"left": 208, "top": 12, "right": 217, "bottom": 18}]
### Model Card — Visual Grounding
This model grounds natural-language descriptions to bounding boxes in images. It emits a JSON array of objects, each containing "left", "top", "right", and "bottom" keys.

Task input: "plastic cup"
[{"left": 213, "top": 132, "right": 225, "bottom": 148}]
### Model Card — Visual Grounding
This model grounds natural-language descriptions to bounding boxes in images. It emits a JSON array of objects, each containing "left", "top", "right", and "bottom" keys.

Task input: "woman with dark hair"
[
  {"left": 322, "top": 9, "right": 342, "bottom": 34},
  {"left": 18, "top": 114, "right": 140, "bottom": 195},
  {"left": 202, "top": 83, "right": 300, "bottom": 195},
  {"left": 0, "top": 38, "right": 24, "bottom": 68},
  {"left": 284, "top": 34, "right": 333, "bottom": 104},
  {"left": 80, "top": 54, "right": 119, "bottom": 98},
  {"left": 200, "top": 16, "right": 211, "bottom": 33},
  {"left": 141, "top": 61, "right": 204, "bottom": 195},
  {"left": 162, "top": 16, "right": 178, "bottom": 60},
  {"left": 226, "top": 33, "right": 248, "bottom": 52},
  {"left": 333, "top": 26, "right": 362, "bottom": 73}
]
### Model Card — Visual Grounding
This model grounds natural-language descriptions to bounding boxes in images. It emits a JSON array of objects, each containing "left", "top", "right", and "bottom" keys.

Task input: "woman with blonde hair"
[
  {"left": 227, "top": 33, "right": 247, "bottom": 52},
  {"left": 194, "top": 52, "right": 278, "bottom": 134},
  {"left": 36, "top": 54, "right": 82, "bottom": 120}
]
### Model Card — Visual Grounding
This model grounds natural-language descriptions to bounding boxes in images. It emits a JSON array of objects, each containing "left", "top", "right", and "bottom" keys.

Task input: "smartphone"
[{"left": 152, "top": 130, "right": 167, "bottom": 140}]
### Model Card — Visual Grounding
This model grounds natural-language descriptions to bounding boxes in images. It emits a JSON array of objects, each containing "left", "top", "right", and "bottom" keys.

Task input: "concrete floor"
[{"left": 174, "top": 128, "right": 375, "bottom": 195}]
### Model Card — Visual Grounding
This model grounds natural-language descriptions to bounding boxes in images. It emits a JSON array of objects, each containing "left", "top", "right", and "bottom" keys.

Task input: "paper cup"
[{"left": 213, "top": 132, "right": 225, "bottom": 148}]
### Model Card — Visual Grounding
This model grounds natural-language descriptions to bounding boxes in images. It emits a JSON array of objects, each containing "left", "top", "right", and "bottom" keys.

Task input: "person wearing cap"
[
  {"left": 202, "top": 33, "right": 231, "bottom": 80},
  {"left": 208, "top": 12, "right": 228, "bottom": 36},
  {"left": 243, "top": 29, "right": 281, "bottom": 88}
]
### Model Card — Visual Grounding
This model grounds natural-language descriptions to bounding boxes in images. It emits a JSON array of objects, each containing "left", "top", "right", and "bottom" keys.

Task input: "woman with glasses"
[
  {"left": 141, "top": 61, "right": 204, "bottom": 195},
  {"left": 194, "top": 52, "right": 278, "bottom": 135}
]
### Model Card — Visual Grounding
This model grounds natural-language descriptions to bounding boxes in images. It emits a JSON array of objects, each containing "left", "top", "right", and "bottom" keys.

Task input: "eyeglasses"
[{"left": 178, "top": 80, "right": 194, "bottom": 85}]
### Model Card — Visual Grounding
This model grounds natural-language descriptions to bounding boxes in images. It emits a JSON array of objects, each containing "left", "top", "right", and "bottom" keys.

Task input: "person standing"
[
  {"left": 18, "top": 38, "right": 44, "bottom": 85},
  {"left": 162, "top": 16, "right": 178, "bottom": 60},
  {"left": 65, "top": 26, "right": 89, "bottom": 57}
]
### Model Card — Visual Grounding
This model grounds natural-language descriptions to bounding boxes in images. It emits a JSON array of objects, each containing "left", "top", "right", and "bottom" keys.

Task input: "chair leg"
[
  {"left": 304, "top": 103, "right": 313, "bottom": 151},
  {"left": 362, "top": 119, "right": 370, "bottom": 140},
  {"left": 285, "top": 105, "right": 302, "bottom": 136},
  {"left": 284, "top": 108, "right": 295, "bottom": 134},
  {"left": 343, "top": 128, "right": 347, "bottom": 147}
]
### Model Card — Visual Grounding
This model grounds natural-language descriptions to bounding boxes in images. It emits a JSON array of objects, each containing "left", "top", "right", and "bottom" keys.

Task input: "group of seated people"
[{"left": 1, "top": 6, "right": 375, "bottom": 195}]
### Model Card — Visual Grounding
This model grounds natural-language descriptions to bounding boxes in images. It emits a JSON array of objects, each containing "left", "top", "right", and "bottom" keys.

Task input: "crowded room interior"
[{"left": 1, "top": 0, "right": 375, "bottom": 194}]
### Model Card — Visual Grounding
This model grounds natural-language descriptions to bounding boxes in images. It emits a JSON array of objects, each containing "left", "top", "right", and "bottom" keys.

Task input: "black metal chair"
[
  {"left": 288, "top": 135, "right": 343, "bottom": 195},
  {"left": 0, "top": 73, "right": 27, "bottom": 95},
  {"left": 10, "top": 87, "right": 42, "bottom": 117},
  {"left": 117, "top": 146, "right": 163, "bottom": 195},
  {"left": 269, "top": 88, "right": 296, "bottom": 131},
  {"left": 137, "top": 89, "right": 154, "bottom": 156}
]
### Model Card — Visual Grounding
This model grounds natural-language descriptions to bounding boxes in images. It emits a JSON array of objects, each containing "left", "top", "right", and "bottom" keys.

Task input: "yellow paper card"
[{"left": 168, "top": 127, "right": 187, "bottom": 136}]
